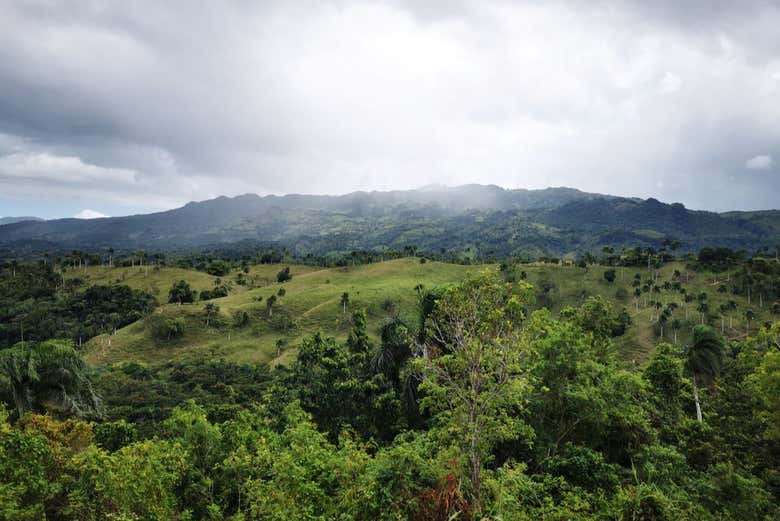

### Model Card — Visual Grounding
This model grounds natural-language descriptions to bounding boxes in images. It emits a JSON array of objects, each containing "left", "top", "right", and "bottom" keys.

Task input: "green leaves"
[{"left": 0, "top": 339, "right": 101, "bottom": 418}]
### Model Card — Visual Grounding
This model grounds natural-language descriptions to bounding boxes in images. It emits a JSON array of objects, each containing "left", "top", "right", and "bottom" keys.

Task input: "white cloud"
[
  {"left": 658, "top": 72, "right": 682, "bottom": 93},
  {"left": 745, "top": 154, "right": 774, "bottom": 170},
  {"left": 0, "top": 1, "right": 779, "bottom": 212},
  {"left": 74, "top": 209, "right": 109, "bottom": 219}
]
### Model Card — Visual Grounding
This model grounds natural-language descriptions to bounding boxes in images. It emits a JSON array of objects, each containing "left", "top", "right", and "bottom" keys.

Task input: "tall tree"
[
  {"left": 340, "top": 292, "right": 349, "bottom": 314},
  {"left": 417, "top": 270, "right": 533, "bottom": 511},
  {"left": 686, "top": 325, "right": 724, "bottom": 423},
  {"left": 0, "top": 339, "right": 101, "bottom": 418},
  {"left": 266, "top": 294, "right": 277, "bottom": 317}
]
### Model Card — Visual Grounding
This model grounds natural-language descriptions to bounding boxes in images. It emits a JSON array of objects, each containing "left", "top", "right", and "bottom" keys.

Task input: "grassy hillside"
[
  {"left": 76, "top": 258, "right": 777, "bottom": 369},
  {"left": 81, "top": 259, "right": 484, "bottom": 367},
  {"left": 65, "top": 263, "right": 321, "bottom": 300},
  {"left": 518, "top": 260, "right": 776, "bottom": 362}
]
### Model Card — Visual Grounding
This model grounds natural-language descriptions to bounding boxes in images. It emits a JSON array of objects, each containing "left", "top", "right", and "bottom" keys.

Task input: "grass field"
[
  {"left": 518, "top": 261, "right": 776, "bottom": 363},
  {"left": 75, "top": 258, "right": 777, "bottom": 369},
  {"left": 65, "top": 263, "right": 320, "bottom": 299},
  {"left": 81, "top": 259, "right": 484, "bottom": 367}
]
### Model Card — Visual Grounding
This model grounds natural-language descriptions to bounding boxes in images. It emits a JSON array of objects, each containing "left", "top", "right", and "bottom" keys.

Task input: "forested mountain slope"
[{"left": 1, "top": 185, "right": 777, "bottom": 257}]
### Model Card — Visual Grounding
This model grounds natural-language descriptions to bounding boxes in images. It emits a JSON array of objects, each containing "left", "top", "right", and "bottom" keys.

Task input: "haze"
[{"left": 1, "top": 0, "right": 779, "bottom": 219}]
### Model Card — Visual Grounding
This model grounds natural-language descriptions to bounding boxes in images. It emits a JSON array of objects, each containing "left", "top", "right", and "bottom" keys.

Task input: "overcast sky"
[{"left": 1, "top": 0, "right": 779, "bottom": 219}]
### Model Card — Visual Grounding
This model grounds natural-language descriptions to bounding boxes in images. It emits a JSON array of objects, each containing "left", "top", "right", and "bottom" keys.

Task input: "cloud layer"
[{"left": 1, "top": 0, "right": 779, "bottom": 216}]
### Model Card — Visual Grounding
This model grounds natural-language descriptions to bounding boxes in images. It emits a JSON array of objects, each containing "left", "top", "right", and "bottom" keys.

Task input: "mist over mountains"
[{"left": 1, "top": 185, "right": 778, "bottom": 258}]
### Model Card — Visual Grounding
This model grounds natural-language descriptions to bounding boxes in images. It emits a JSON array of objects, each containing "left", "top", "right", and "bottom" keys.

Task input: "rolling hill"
[{"left": 73, "top": 258, "right": 774, "bottom": 369}]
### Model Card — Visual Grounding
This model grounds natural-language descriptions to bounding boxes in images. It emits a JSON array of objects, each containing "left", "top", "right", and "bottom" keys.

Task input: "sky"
[{"left": 0, "top": 1, "right": 779, "bottom": 219}]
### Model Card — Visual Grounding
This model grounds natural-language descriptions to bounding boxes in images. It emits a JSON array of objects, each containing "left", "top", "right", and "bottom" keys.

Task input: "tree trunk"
[
  {"left": 692, "top": 374, "right": 703, "bottom": 423},
  {"left": 469, "top": 408, "right": 481, "bottom": 513}
]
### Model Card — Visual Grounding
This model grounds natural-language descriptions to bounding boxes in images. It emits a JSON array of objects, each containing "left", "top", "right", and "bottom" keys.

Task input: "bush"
[
  {"left": 233, "top": 310, "right": 250, "bottom": 328},
  {"left": 168, "top": 280, "right": 196, "bottom": 304},
  {"left": 277, "top": 266, "right": 292, "bottom": 283},
  {"left": 603, "top": 269, "right": 616, "bottom": 283},
  {"left": 94, "top": 420, "right": 137, "bottom": 451},
  {"left": 199, "top": 285, "right": 229, "bottom": 301},
  {"left": 149, "top": 316, "right": 185, "bottom": 340},
  {"left": 205, "top": 260, "right": 231, "bottom": 276}
]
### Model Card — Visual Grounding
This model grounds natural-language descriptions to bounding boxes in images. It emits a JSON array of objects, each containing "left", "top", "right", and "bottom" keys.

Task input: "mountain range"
[
  {"left": 0, "top": 216, "right": 43, "bottom": 226},
  {"left": 1, "top": 185, "right": 778, "bottom": 258}
]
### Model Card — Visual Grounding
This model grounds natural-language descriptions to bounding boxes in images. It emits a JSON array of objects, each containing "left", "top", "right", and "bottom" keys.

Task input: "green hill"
[
  {"left": 75, "top": 258, "right": 776, "bottom": 370},
  {"left": 80, "top": 259, "right": 483, "bottom": 367}
]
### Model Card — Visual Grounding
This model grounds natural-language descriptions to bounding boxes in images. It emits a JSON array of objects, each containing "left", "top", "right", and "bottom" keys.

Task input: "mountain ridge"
[{"left": 1, "top": 185, "right": 777, "bottom": 257}]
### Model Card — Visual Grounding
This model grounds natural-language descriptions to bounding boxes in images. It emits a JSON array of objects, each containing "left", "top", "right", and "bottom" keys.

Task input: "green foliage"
[
  {"left": 205, "top": 260, "right": 231, "bottom": 276},
  {"left": 417, "top": 270, "right": 534, "bottom": 508},
  {"left": 148, "top": 315, "right": 185, "bottom": 341},
  {"left": 1, "top": 256, "right": 780, "bottom": 520},
  {"left": 276, "top": 266, "right": 292, "bottom": 283},
  {"left": 168, "top": 279, "right": 196, "bottom": 304},
  {"left": 279, "top": 311, "right": 404, "bottom": 443},
  {"left": 93, "top": 419, "right": 137, "bottom": 452},
  {"left": 0, "top": 340, "right": 101, "bottom": 418},
  {"left": 232, "top": 310, "right": 250, "bottom": 328},
  {"left": 751, "top": 340, "right": 780, "bottom": 440}
]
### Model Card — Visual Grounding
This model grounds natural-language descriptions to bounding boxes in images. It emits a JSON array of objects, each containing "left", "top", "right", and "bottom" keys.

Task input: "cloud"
[
  {"left": 0, "top": 1, "right": 779, "bottom": 213},
  {"left": 74, "top": 209, "right": 109, "bottom": 219},
  {"left": 745, "top": 155, "right": 773, "bottom": 170},
  {"left": 658, "top": 72, "right": 682, "bottom": 94}
]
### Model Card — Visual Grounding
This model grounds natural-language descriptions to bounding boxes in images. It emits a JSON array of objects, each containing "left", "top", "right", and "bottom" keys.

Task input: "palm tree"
[
  {"left": 370, "top": 317, "right": 412, "bottom": 387},
  {"left": 686, "top": 325, "right": 724, "bottom": 423},
  {"left": 0, "top": 340, "right": 102, "bottom": 418},
  {"left": 744, "top": 309, "right": 755, "bottom": 334},
  {"left": 671, "top": 318, "right": 682, "bottom": 344},
  {"left": 266, "top": 294, "right": 277, "bottom": 317},
  {"left": 658, "top": 311, "right": 669, "bottom": 339},
  {"left": 204, "top": 303, "right": 220, "bottom": 327},
  {"left": 697, "top": 302, "right": 709, "bottom": 325},
  {"left": 340, "top": 292, "right": 350, "bottom": 314}
]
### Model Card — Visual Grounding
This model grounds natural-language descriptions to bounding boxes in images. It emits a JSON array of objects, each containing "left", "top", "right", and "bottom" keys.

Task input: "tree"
[
  {"left": 686, "top": 325, "right": 724, "bottom": 423},
  {"left": 658, "top": 311, "right": 668, "bottom": 339},
  {"left": 275, "top": 338, "right": 286, "bottom": 357},
  {"left": 603, "top": 268, "right": 616, "bottom": 283},
  {"left": 233, "top": 310, "right": 250, "bottom": 328},
  {"left": 671, "top": 318, "right": 682, "bottom": 344},
  {"left": 203, "top": 303, "right": 220, "bottom": 327},
  {"left": 266, "top": 294, "right": 277, "bottom": 317},
  {"left": 149, "top": 316, "right": 185, "bottom": 341},
  {"left": 751, "top": 347, "right": 780, "bottom": 440},
  {"left": 340, "top": 292, "right": 349, "bottom": 314},
  {"left": 744, "top": 309, "right": 756, "bottom": 334},
  {"left": 417, "top": 270, "right": 533, "bottom": 511},
  {"left": 0, "top": 339, "right": 102, "bottom": 418},
  {"left": 276, "top": 266, "right": 292, "bottom": 283},
  {"left": 697, "top": 301, "right": 709, "bottom": 325},
  {"left": 371, "top": 317, "right": 412, "bottom": 388},
  {"left": 168, "top": 280, "right": 195, "bottom": 305}
]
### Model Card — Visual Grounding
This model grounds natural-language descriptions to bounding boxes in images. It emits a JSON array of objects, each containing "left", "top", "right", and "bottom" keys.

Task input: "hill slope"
[
  {"left": 2, "top": 185, "right": 778, "bottom": 256},
  {"left": 79, "top": 258, "right": 775, "bottom": 369}
]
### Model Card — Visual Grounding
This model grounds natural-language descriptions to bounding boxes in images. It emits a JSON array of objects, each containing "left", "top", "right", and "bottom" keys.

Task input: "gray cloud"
[{"left": 0, "top": 0, "right": 779, "bottom": 215}]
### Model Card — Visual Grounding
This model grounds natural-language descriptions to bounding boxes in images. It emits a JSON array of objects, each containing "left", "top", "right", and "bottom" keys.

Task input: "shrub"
[
  {"left": 277, "top": 266, "right": 292, "bottom": 283},
  {"left": 149, "top": 316, "right": 185, "bottom": 340}
]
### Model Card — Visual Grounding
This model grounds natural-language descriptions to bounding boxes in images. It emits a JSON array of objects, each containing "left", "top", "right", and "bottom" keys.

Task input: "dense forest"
[{"left": 1, "top": 246, "right": 779, "bottom": 520}]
